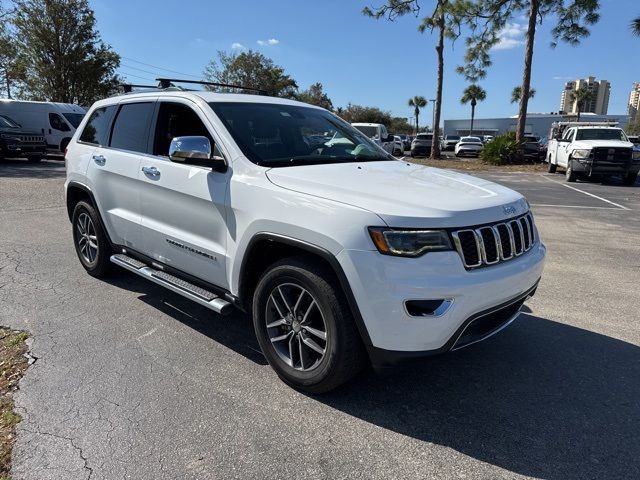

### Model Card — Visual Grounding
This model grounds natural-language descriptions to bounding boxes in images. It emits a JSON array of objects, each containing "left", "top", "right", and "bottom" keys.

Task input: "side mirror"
[{"left": 169, "top": 136, "right": 227, "bottom": 171}]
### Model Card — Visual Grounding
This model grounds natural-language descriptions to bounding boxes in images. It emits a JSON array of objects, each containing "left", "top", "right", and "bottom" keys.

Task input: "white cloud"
[
  {"left": 231, "top": 42, "right": 245, "bottom": 50},
  {"left": 553, "top": 76, "right": 573, "bottom": 81},
  {"left": 257, "top": 38, "right": 279, "bottom": 46},
  {"left": 492, "top": 23, "right": 526, "bottom": 50}
]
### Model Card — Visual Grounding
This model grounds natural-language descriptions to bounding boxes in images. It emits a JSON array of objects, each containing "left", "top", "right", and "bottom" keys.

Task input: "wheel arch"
[
  {"left": 66, "top": 181, "right": 115, "bottom": 248},
  {"left": 238, "top": 233, "right": 373, "bottom": 348}
]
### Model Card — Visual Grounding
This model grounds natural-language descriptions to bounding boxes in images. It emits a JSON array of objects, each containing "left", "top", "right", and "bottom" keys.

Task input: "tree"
[
  {"left": 389, "top": 116, "right": 415, "bottom": 134},
  {"left": 12, "top": 0, "right": 120, "bottom": 104},
  {"left": 364, "top": 1, "right": 464, "bottom": 159},
  {"left": 0, "top": 7, "right": 20, "bottom": 98},
  {"left": 568, "top": 87, "right": 593, "bottom": 122},
  {"left": 459, "top": 0, "right": 600, "bottom": 143},
  {"left": 511, "top": 86, "right": 535, "bottom": 104},
  {"left": 204, "top": 50, "right": 297, "bottom": 98},
  {"left": 297, "top": 82, "right": 333, "bottom": 110},
  {"left": 408, "top": 96, "right": 427, "bottom": 133},
  {"left": 632, "top": 16, "right": 640, "bottom": 36},
  {"left": 336, "top": 103, "right": 392, "bottom": 125},
  {"left": 460, "top": 84, "right": 486, "bottom": 137}
]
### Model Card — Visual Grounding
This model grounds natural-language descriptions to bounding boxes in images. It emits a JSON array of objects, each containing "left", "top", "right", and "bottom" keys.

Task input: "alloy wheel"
[
  {"left": 265, "top": 282, "right": 328, "bottom": 371},
  {"left": 76, "top": 212, "right": 98, "bottom": 264}
]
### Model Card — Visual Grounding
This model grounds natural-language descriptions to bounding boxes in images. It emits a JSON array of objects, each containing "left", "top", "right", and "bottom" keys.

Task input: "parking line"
[
  {"left": 530, "top": 204, "right": 621, "bottom": 210},
  {"left": 541, "top": 175, "right": 630, "bottom": 210}
]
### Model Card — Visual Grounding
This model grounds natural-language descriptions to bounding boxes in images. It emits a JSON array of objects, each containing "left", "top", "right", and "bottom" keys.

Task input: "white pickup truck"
[{"left": 546, "top": 122, "right": 640, "bottom": 185}]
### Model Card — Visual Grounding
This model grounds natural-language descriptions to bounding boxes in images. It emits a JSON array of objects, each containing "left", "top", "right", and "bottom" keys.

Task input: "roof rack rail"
[
  {"left": 121, "top": 83, "right": 159, "bottom": 93},
  {"left": 156, "top": 78, "right": 267, "bottom": 95}
]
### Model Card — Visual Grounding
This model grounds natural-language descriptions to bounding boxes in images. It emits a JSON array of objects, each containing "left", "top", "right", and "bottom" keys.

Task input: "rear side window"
[
  {"left": 79, "top": 106, "right": 116, "bottom": 146},
  {"left": 109, "top": 102, "right": 155, "bottom": 153}
]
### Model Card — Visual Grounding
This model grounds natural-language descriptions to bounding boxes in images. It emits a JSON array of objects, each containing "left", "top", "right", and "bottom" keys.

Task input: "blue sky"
[{"left": 92, "top": 0, "right": 639, "bottom": 124}]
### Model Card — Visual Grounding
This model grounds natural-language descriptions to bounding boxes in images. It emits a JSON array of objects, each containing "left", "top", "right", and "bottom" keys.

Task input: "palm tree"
[
  {"left": 408, "top": 96, "right": 427, "bottom": 134},
  {"left": 511, "top": 86, "right": 536, "bottom": 104},
  {"left": 460, "top": 85, "right": 486, "bottom": 137},
  {"left": 568, "top": 87, "right": 593, "bottom": 122},
  {"left": 632, "top": 16, "right": 640, "bottom": 36}
]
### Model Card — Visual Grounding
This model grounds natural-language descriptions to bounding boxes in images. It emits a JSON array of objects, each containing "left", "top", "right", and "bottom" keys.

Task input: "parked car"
[
  {"left": 442, "top": 135, "right": 461, "bottom": 151},
  {"left": 65, "top": 89, "right": 545, "bottom": 392},
  {"left": 627, "top": 135, "right": 640, "bottom": 149},
  {"left": 455, "top": 136, "right": 484, "bottom": 157},
  {"left": 0, "top": 114, "right": 47, "bottom": 162},
  {"left": 483, "top": 135, "right": 494, "bottom": 144},
  {"left": 546, "top": 122, "right": 639, "bottom": 184},
  {"left": 392, "top": 135, "right": 404, "bottom": 156},
  {"left": 410, "top": 133, "right": 433, "bottom": 157},
  {"left": 351, "top": 122, "right": 394, "bottom": 154},
  {"left": 0, "top": 100, "right": 85, "bottom": 154},
  {"left": 522, "top": 135, "right": 543, "bottom": 162},
  {"left": 396, "top": 134, "right": 411, "bottom": 151}
]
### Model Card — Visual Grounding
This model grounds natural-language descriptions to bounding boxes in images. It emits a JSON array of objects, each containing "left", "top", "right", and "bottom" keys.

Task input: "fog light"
[{"left": 405, "top": 299, "right": 453, "bottom": 317}]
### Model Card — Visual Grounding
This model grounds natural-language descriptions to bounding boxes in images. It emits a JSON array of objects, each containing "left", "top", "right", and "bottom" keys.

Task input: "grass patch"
[
  {"left": 407, "top": 157, "right": 547, "bottom": 173},
  {"left": 0, "top": 328, "right": 31, "bottom": 479}
]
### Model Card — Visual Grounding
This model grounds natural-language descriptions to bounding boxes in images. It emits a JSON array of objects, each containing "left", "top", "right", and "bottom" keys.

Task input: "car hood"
[
  {"left": 0, "top": 127, "right": 43, "bottom": 136},
  {"left": 572, "top": 140, "right": 633, "bottom": 149},
  {"left": 266, "top": 160, "right": 527, "bottom": 228}
]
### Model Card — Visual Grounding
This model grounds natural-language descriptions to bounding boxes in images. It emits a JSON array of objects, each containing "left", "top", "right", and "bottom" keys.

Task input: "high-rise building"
[
  {"left": 559, "top": 76, "right": 611, "bottom": 115},
  {"left": 628, "top": 82, "right": 640, "bottom": 120}
]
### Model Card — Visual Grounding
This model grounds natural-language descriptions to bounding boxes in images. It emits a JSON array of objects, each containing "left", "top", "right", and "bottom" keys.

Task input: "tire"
[
  {"left": 622, "top": 171, "right": 638, "bottom": 186},
  {"left": 252, "top": 257, "right": 367, "bottom": 393},
  {"left": 565, "top": 160, "right": 577, "bottom": 182},
  {"left": 60, "top": 138, "right": 70, "bottom": 153},
  {"left": 71, "top": 200, "right": 114, "bottom": 277},
  {"left": 547, "top": 155, "right": 557, "bottom": 173}
]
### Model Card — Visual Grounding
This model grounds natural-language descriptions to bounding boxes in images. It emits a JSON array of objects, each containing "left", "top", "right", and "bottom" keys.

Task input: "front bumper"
[
  {"left": 1, "top": 141, "right": 47, "bottom": 157},
  {"left": 338, "top": 241, "right": 546, "bottom": 365},
  {"left": 570, "top": 157, "right": 640, "bottom": 175}
]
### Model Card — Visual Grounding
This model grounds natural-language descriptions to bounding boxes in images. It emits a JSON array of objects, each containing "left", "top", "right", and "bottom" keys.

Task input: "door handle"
[
  {"left": 92, "top": 154, "right": 106, "bottom": 166},
  {"left": 141, "top": 166, "right": 160, "bottom": 177}
]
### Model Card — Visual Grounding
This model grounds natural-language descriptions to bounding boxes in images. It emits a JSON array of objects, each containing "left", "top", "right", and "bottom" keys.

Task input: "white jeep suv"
[{"left": 65, "top": 90, "right": 546, "bottom": 392}]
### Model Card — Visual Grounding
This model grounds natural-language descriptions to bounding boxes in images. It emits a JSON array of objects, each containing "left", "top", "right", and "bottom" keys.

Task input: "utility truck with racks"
[{"left": 546, "top": 121, "right": 639, "bottom": 185}]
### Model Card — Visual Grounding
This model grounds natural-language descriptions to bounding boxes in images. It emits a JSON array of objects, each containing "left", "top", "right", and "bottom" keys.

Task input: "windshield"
[
  {"left": 209, "top": 102, "right": 392, "bottom": 167},
  {"left": 352, "top": 125, "right": 379, "bottom": 138},
  {"left": 461, "top": 137, "right": 482, "bottom": 144},
  {"left": 0, "top": 115, "right": 19, "bottom": 128},
  {"left": 446, "top": 135, "right": 460, "bottom": 140},
  {"left": 62, "top": 113, "right": 85, "bottom": 128},
  {"left": 575, "top": 129, "right": 628, "bottom": 141},
  {"left": 416, "top": 134, "right": 433, "bottom": 140}
]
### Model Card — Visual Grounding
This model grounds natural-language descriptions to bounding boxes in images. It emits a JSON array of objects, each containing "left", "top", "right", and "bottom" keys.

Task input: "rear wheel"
[
  {"left": 547, "top": 155, "right": 557, "bottom": 173},
  {"left": 622, "top": 171, "right": 638, "bottom": 186},
  {"left": 252, "top": 257, "right": 366, "bottom": 393},
  {"left": 72, "top": 201, "right": 113, "bottom": 277}
]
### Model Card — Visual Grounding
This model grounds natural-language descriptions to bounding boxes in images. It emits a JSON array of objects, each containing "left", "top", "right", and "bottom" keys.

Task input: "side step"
[{"left": 110, "top": 254, "right": 234, "bottom": 315}]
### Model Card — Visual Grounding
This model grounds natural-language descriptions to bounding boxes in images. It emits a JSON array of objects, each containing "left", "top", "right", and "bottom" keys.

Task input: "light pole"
[{"left": 429, "top": 99, "right": 436, "bottom": 132}]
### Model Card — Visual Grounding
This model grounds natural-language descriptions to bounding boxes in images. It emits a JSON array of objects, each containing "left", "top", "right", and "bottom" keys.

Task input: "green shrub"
[{"left": 481, "top": 132, "right": 520, "bottom": 165}]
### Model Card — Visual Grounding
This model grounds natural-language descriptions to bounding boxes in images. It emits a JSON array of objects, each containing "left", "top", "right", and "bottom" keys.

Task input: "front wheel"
[
  {"left": 252, "top": 257, "right": 366, "bottom": 393},
  {"left": 565, "top": 160, "right": 577, "bottom": 182},
  {"left": 622, "top": 171, "right": 638, "bottom": 186}
]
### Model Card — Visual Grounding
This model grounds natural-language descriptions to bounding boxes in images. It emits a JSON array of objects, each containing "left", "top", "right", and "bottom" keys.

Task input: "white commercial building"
[
  {"left": 628, "top": 82, "right": 640, "bottom": 120},
  {"left": 559, "top": 76, "right": 610, "bottom": 115},
  {"left": 443, "top": 113, "right": 630, "bottom": 139}
]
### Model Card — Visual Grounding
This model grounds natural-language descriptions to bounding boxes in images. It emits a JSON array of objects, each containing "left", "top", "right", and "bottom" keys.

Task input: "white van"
[
  {"left": 351, "top": 122, "right": 394, "bottom": 154},
  {"left": 0, "top": 100, "right": 86, "bottom": 153}
]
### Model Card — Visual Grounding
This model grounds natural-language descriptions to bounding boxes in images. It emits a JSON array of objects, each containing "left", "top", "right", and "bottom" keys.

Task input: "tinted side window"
[
  {"left": 110, "top": 102, "right": 155, "bottom": 153},
  {"left": 79, "top": 106, "right": 117, "bottom": 146},
  {"left": 49, "top": 113, "right": 70, "bottom": 131}
]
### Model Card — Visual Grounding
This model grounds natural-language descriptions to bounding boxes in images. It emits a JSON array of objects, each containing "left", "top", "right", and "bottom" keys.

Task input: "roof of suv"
[{"left": 97, "top": 90, "right": 323, "bottom": 109}]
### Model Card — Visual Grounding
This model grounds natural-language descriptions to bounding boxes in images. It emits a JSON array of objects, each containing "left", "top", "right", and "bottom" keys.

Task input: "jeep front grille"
[
  {"left": 18, "top": 135, "right": 44, "bottom": 143},
  {"left": 451, "top": 213, "right": 536, "bottom": 269}
]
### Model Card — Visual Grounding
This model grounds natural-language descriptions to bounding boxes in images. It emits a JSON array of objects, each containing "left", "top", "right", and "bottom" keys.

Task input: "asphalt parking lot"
[{"left": 1, "top": 158, "right": 639, "bottom": 479}]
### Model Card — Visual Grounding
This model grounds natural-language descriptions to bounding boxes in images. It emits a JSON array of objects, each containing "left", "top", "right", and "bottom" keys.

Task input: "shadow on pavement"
[
  {"left": 318, "top": 314, "right": 639, "bottom": 480},
  {"left": 0, "top": 158, "right": 66, "bottom": 179},
  {"left": 103, "top": 271, "right": 639, "bottom": 479},
  {"left": 106, "top": 273, "right": 267, "bottom": 366}
]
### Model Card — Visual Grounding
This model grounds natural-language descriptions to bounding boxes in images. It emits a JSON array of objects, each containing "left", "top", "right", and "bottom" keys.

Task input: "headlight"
[
  {"left": 572, "top": 149, "right": 591, "bottom": 159},
  {"left": 632, "top": 150, "right": 640, "bottom": 160},
  {"left": 368, "top": 227, "right": 452, "bottom": 257},
  {"left": 0, "top": 134, "right": 20, "bottom": 141}
]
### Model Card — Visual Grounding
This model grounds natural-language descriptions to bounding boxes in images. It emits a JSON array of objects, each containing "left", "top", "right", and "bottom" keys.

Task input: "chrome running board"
[{"left": 110, "top": 254, "right": 234, "bottom": 315}]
